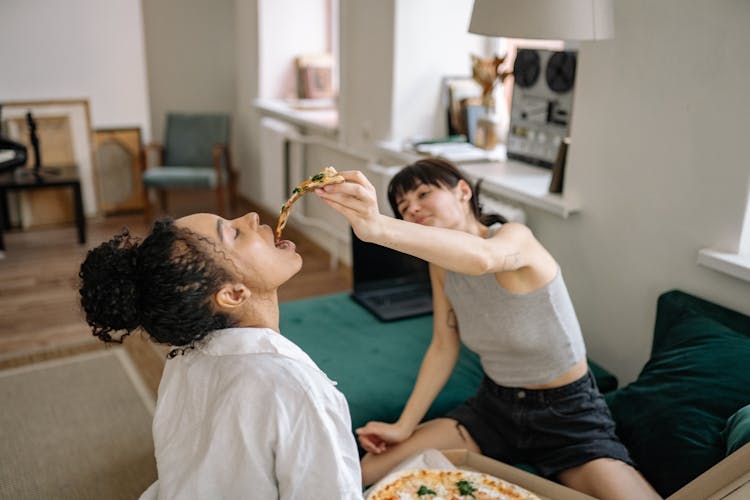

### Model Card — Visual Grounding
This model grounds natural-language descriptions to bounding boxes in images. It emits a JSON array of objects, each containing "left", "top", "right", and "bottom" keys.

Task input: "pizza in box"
[{"left": 366, "top": 467, "right": 541, "bottom": 500}]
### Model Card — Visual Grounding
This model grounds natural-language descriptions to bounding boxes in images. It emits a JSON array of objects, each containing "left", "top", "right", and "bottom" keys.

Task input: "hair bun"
[{"left": 78, "top": 228, "right": 141, "bottom": 342}]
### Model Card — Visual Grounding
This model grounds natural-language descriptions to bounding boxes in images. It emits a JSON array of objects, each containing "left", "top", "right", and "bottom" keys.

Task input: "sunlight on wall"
[{"left": 740, "top": 175, "right": 750, "bottom": 254}]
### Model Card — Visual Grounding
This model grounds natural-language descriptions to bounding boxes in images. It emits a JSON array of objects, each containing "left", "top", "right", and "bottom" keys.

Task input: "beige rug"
[{"left": 0, "top": 348, "right": 157, "bottom": 499}]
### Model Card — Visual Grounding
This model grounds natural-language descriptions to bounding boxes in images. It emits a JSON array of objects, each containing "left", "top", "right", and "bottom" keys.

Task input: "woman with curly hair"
[{"left": 79, "top": 212, "right": 362, "bottom": 499}]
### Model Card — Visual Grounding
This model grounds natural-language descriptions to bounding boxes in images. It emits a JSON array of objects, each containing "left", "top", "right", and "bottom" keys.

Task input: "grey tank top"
[{"left": 444, "top": 223, "right": 586, "bottom": 387}]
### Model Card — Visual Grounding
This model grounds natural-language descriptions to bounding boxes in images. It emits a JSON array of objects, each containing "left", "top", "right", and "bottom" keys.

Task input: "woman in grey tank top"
[{"left": 317, "top": 159, "right": 660, "bottom": 500}]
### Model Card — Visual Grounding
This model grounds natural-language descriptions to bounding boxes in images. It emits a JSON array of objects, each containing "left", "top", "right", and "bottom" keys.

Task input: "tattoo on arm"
[{"left": 503, "top": 252, "right": 521, "bottom": 269}]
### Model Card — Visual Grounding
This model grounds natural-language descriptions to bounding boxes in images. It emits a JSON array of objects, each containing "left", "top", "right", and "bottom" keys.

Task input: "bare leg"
[
  {"left": 557, "top": 458, "right": 662, "bottom": 500},
  {"left": 361, "top": 418, "right": 481, "bottom": 487}
]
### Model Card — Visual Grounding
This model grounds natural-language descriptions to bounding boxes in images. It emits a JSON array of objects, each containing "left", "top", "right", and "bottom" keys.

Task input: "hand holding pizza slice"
[{"left": 275, "top": 166, "right": 345, "bottom": 241}]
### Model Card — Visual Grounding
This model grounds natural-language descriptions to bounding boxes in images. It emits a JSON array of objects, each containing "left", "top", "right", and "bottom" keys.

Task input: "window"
[{"left": 257, "top": 0, "right": 337, "bottom": 103}]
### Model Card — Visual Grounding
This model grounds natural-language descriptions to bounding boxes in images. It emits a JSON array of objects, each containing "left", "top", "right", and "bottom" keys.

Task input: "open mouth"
[{"left": 275, "top": 240, "right": 295, "bottom": 251}]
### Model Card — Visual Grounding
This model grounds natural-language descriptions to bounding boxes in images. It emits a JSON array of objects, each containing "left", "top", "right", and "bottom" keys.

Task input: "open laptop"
[{"left": 350, "top": 229, "right": 433, "bottom": 321}]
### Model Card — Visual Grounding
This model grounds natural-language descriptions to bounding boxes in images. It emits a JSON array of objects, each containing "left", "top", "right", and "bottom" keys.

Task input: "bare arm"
[
  {"left": 356, "top": 265, "right": 461, "bottom": 452},
  {"left": 316, "top": 170, "right": 537, "bottom": 275},
  {"left": 395, "top": 265, "right": 461, "bottom": 431}
]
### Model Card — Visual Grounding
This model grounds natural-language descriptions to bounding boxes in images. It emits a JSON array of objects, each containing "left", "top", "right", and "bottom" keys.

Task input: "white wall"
[
  {"left": 0, "top": 0, "right": 151, "bottom": 138},
  {"left": 141, "top": 0, "right": 236, "bottom": 143},
  {"left": 526, "top": 0, "right": 750, "bottom": 383},
  {"left": 337, "top": 0, "right": 396, "bottom": 154},
  {"left": 392, "top": 0, "right": 484, "bottom": 141},
  {"left": 234, "top": 0, "right": 263, "bottom": 203},
  {"left": 257, "top": 0, "right": 329, "bottom": 100}
]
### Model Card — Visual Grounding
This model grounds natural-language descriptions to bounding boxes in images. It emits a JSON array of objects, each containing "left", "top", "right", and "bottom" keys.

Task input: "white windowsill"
[
  {"left": 697, "top": 249, "right": 750, "bottom": 282},
  {"left": 254, "top": 98, "right": 338, "bottom": 138},
  {"left": 377, "top": 141, "right": 580, "bottom": 218},
  {"left": 459, "top": 161, "right": 579, "bottom": 218}
]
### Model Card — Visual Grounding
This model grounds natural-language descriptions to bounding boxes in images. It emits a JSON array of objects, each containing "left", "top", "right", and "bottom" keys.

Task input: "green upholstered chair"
[{"left": 142, "top": 113, "right": 238, "bottom": 219}]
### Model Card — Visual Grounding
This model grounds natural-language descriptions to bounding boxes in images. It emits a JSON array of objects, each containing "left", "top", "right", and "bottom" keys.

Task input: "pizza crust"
[{"left": 275, "top": 165, "right": 345, "bottom": 240}]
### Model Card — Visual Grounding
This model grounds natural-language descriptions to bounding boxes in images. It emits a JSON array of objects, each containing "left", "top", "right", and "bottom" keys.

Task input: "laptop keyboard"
[{"left": 369, "top": 290, "right": 429, "bottom": 306}]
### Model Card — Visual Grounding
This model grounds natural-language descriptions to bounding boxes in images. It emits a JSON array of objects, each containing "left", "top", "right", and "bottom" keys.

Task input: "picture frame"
[
  {"left": 441, "top": 76, "right": 482, "bottom": 138},
  {"left": 0, "top": 99, "right": 98, "bottom": 226},
  {"left": 295, "top": 53, "right": 335, "bottom": 100},
  {"left": 93, "top": 127, "right": 144, "bottom": 214}
]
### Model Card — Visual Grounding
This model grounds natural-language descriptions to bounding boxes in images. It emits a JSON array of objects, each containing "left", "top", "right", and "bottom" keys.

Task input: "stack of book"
[{"left": 407, "top": 137, "right": 504, "bottom": 164}]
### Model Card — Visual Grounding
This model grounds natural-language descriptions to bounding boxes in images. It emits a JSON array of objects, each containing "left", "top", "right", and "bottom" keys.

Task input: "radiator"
[
  {"left": 259, "top": 117, "right": 300, "bottom": 213},
  {"left": 478, "top": 194, "right": 526, "bottom": 224}
]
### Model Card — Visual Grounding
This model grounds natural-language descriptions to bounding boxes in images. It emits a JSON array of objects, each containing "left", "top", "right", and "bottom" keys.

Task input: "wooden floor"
[{"left": 0, "top": 191, "right": 351, "bottom": 395}]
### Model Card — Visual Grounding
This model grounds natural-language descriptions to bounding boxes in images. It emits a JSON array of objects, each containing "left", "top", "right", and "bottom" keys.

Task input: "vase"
[{"left": 474, "top": 112, "right": 498, "bottom": 150}]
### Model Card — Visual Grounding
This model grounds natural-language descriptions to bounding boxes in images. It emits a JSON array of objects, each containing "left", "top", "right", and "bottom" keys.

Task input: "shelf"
[
  {"left": 459, "top": 161, "right": 579, "bottom": 218},
  {"left": 254, "top": 98, "right": 338, "bottom": 138},
  {"left": 376, "top": 141, "right": 580, "bottom": 218}
]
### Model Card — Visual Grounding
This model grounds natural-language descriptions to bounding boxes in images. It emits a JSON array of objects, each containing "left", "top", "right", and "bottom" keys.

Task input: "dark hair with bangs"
[{"left": 387, "top": 157, "right": 507, "bottom": 226}]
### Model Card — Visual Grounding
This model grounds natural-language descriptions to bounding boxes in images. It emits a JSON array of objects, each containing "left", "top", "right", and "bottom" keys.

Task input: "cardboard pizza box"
[
  {"left": 666, "top": 442, "right": 750, "bottom": 500},
  {"left": 441, "top": 449, "right": 596, "bottom": 500},
  {"left": 443, "top": 444, "right": 750, "bottom": 500}
]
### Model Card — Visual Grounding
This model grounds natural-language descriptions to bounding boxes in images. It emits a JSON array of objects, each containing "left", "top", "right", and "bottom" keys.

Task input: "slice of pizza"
[
  {"left": 275, "top": 166, "right": 345, "bottom": 241},
  {"left": 366, "top": 468, "right": 541, "bottom": 500}
]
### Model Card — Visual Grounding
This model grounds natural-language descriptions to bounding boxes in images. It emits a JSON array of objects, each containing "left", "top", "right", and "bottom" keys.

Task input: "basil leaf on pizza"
[{"left": 417, "top": 485, "right": 437, "bottom": 496}]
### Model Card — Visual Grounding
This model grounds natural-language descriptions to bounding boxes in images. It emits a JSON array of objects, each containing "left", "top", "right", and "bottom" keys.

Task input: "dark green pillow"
[
  {"left": 722, "top": 404, "right": 750, "bottom": 456},
  {"left": 589, "top": 359, "right": 618, "bottom": 393},
  {"left": 605, "top": 314, "right": 750, "bottom": 497}
]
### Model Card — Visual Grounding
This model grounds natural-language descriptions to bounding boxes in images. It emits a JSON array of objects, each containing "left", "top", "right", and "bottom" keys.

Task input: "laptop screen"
[{"left": 351, "top": 229, "right": 431, "bottom": 292}]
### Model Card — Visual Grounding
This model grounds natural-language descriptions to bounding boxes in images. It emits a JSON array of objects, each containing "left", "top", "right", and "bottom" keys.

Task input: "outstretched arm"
[
  {"left": 356, "top": 265, "right": 461, "bottom": 453},
  {"left": 316, "top": 170, "right": 537, "bottom": 275}
]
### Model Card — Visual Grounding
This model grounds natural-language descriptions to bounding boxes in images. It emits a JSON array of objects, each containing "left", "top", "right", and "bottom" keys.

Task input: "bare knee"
[{"left": 559, "top": 459, "right": 661, "bottom": 500}]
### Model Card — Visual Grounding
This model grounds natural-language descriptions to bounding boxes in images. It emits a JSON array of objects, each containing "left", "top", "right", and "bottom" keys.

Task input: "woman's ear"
[
  {"left": 456, "top": 179, "right": 473, "bottom": 202},
  {"left": 214, "top": 283, "right": 250, "bottom": 312}
]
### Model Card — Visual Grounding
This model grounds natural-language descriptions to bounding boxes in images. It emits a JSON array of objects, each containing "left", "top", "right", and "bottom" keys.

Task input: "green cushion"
[
  {"left": 652, "top": 290, "right": 750, "bottom": 355},
  {"left": 605, "top": 311, "right": 750, "bottom": 497},
  {"left": 722, "top": 404, "right": 750, "bottom": 456},
  {"left": 589, "top": 359, "right": 618, "bottom": 393},
  {"left": 280, "top": 293, "right": 483, "bottom": 433},
  {"left": 142, "top": 166, "right": 217, "bottom": 189}
]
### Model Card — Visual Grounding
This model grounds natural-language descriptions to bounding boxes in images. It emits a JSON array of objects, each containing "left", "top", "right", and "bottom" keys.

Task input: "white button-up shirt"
[{"left": 140, "top": 327, "right": 363, "bottom": 499}]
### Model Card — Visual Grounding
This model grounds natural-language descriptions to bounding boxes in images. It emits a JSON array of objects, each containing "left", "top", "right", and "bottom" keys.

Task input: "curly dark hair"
[
  {"left": 78, "top": 218, "right": 237, "bottom": 354},
  {"left": 387, "top": 158, "right": 507, "bottom": 226}
]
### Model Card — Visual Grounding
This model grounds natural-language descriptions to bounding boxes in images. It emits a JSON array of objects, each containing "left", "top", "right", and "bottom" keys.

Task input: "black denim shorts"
[{"left": 445, "top": 370, "right": 635, "bottom": 478}]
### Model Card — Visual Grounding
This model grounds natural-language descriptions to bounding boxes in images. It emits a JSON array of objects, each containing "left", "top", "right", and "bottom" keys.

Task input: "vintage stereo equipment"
[{"left": 507, "top": 48, "right": 577, "bottom": 168}]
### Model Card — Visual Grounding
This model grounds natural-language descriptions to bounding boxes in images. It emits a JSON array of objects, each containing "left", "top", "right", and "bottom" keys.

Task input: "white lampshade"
[{"left": 468, "top": 0, "right": 614, "bottom": 40}]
